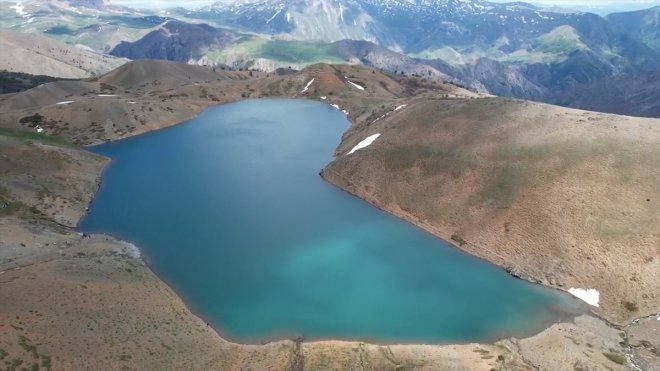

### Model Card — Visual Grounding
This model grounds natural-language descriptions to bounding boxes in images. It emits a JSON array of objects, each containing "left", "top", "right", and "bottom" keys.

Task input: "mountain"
[
  {"left": 164, "top": 0, "right": 660, "bottom": 117},
  {"left": 185, "top": 0, "right": 659, "bottom": 68},
  {"left": 3, "top": 0, "right": 660, "bottom": 118},
  {"left": 553, "top": 71, "right": 660, "bottom": 118},
  {"left": 179, "top": 0, "right": 384, "bottom": 44},
  {"left": 110, "top": 20, "right": 241, "bottom": 63},
  {"left": 0, "top": 0, "right": 163, "bottom": 52},
  {"left": 0, "top": 29, "right": 127, "bottom": 78},
  {"left": 607, "top": 6, "right": 660, "bottom": 51}
]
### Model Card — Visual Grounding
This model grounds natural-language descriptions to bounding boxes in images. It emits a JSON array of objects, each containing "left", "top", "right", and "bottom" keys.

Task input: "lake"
[{"left": 80, "top": 99, "right": 584, "bottom": 344}]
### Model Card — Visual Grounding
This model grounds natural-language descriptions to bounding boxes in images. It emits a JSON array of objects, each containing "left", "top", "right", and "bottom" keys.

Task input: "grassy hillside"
[{"left": 324, "top": 96, "right": 659, "bottom": 325}]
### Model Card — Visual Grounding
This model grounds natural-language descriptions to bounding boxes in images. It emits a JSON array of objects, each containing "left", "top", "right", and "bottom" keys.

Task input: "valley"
[
  {"left": 0, "top": 60, "right": 658, "bottom": 369},
  {"left": 2, "top": 0, "right": 660, "bottom": 117},
  {"left": 0, "top": 0, "right": 659, "bottom": 369}
]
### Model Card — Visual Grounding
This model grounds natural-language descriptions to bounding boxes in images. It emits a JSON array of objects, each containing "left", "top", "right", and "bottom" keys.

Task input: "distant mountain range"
[{"left": 1, "top": 0, "right": 659, "bottom": 117}]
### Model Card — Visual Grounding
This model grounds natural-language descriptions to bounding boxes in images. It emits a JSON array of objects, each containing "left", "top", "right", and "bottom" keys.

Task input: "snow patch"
[
  {"left": 347, "top": 80, "right": 365, "bottom": 91},
  {"left": 320, "top": 96, "right": 327, "bottom": 100},
  {"left": 395, "top": 104, "right": 407, "bottom": 111},
  {"left": 97, "top": 94, "right": 117, "bottom": 97},
  {"left": 568, "top": 288, "right": 600, "bottom": 307},
  {"left": 11, "top": 3, "right": 26, "bottom": 16},
  {"left": 301, "top": 78, "right": 314, "bottom": 93},
  {"left": 127, "top": 101, "right": 137, "bottom": 104},
  {"left": 349, "top": 133, "right": 381, "bottom": 155},
  {"left": 35, "top": 126, "right": 44, "bottom": 133},
  {"left": 56, "top": 101, "right": 74, "bottom": 105},
  {"left": 266, "top": 8, "right": 282, "bottom": 24}
]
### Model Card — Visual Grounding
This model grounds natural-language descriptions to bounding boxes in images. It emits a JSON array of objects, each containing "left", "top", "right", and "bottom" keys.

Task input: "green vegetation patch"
[
  {"left": 0, "top": 71, "right": 67, "bottom": 94},
  {"left": 603, "top": 352, "right": 626, "bottom": 365},
  {"left": 479, "top": 164, "right": 531, "bottom": 206},
  {"left": 0, "top": 186, "right": 24, "bottom": 216},
  {"left": 451, "top": 234, "right": 467, "bottom": 246},
  {"left": 0, "top": 128, "right": 75, "bottom": 147},
  {"left": 18, "top": 113, "right": 44, "bottom": 126},
  {"left": 257, "top": 40, "right": 345, "bottom": 64},
  {"left": 18, "top": 336, "right": 38, "bottom": 359},
  {"left": 384, "top": 144, "right": 479, "bottom": 178},
  {"left": 622, "top": 301, "right": 638, "bottom": 312}
]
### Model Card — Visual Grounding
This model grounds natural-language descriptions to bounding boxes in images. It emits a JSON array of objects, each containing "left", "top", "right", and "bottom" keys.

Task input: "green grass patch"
[
  {"left": 479, "top": 164, "right": 531, "bottom": 206},
  {"left": 384, "top": 144, "right": 479, "bottom": 178},
  {"left": 18, "top": 337, "right": 38, "bottom": 359},
  {"left": 0, "top": 128, "right": 75, "bottom": 147},
  {"left": 0, "top": 186, "right": 24, "bottom": 216},
  {"left": 257, "top": 40, "right": 344, "bottom": 64},
  {"left": 603, "top": 352, "right": 626, "bottom": 365},
  {"left": 204, "top": 38, "right": 344, "bottom": 70}
]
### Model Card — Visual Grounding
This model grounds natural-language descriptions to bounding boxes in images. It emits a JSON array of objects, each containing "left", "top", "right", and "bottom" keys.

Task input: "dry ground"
[{"left": 0, "top": 29, "right": 127, "bottom": 79}]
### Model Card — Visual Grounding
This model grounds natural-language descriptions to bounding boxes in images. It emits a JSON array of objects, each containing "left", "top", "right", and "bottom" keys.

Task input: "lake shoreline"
[
  {"left": 0, "top": 62, "right": 655, "bottom": 370},
  {"left": 78, "top": 101, "right": 588, "bottom": 345}
]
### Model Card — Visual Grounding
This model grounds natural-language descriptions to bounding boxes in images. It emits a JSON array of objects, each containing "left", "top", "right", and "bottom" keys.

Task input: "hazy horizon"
[{"left": 106, "top": 0, "right": 660, "bottom": 14}]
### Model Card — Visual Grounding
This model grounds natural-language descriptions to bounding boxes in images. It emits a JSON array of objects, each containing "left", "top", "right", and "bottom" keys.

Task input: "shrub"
[
  {"left": 451, "top": 234, "right": 467, "bottom": 246},
  {"left": 622, "top": 301, "right": 638, "bottom": 312},
  {"left": 19, "top": 113, "right": 44, "bottom": 126}
]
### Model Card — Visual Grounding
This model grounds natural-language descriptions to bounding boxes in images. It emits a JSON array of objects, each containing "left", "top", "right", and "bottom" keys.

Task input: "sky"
[{"left": 110, "top": 0, "right": 660, "bottom": 14}]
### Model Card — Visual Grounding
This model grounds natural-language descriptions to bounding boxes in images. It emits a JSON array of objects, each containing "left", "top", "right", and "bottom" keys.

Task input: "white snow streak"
[
  {"left": 349, "top": 133, "right": 381, "bottom": 154},
  {"left": 301, "top": 78, "right": 314, "bottom": 93},
  {"left": 266, "top": 8, "right": 283, "bottom": 24},
  {"left": 568, "top": 288, "right": 600, "bottom": 307},
  {"left": 347, "top": 80, "right": 365, "bottom": 91}
]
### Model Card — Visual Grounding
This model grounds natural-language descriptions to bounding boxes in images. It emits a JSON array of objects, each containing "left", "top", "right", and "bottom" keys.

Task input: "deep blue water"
[{"left": 80, "top": 99, "right": 583, "bottom": 343}]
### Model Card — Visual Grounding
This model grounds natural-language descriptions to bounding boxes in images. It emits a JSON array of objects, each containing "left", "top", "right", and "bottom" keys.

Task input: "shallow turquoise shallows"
[{"left": 80, "top": 99, "right": 583, "bottom": 344}]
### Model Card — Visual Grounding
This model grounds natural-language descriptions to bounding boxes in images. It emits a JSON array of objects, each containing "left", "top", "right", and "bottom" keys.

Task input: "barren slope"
[{"left": 0, "top": 29, "right": 127, "bottom": 78}]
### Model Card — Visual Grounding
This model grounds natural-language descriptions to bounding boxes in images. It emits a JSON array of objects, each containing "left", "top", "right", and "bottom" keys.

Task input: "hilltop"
[
  {"left": 0, "top": 60, "right": 657, "bottom": 369},
  {"left": 0, "top": 29, "right": 127, "bottom": 78}
]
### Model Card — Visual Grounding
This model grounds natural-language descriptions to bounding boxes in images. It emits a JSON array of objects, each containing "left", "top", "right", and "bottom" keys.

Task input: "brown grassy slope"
[
  {"left": 0, "top": 135, "right": 297, "bottom": 370},
  {"left": 323, "top": 96, "right": 660, "bottom": 325},
  {"left": 0, "top": 61, "right": 460, "bottom": 146},
  {"left": 0, "top": 29, "right": 127, "bottom": 78}
]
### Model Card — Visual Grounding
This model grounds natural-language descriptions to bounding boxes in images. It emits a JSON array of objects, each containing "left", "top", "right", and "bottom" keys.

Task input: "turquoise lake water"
[{"left": 80, "top": 99, "right": 584, "bottom": 344}]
